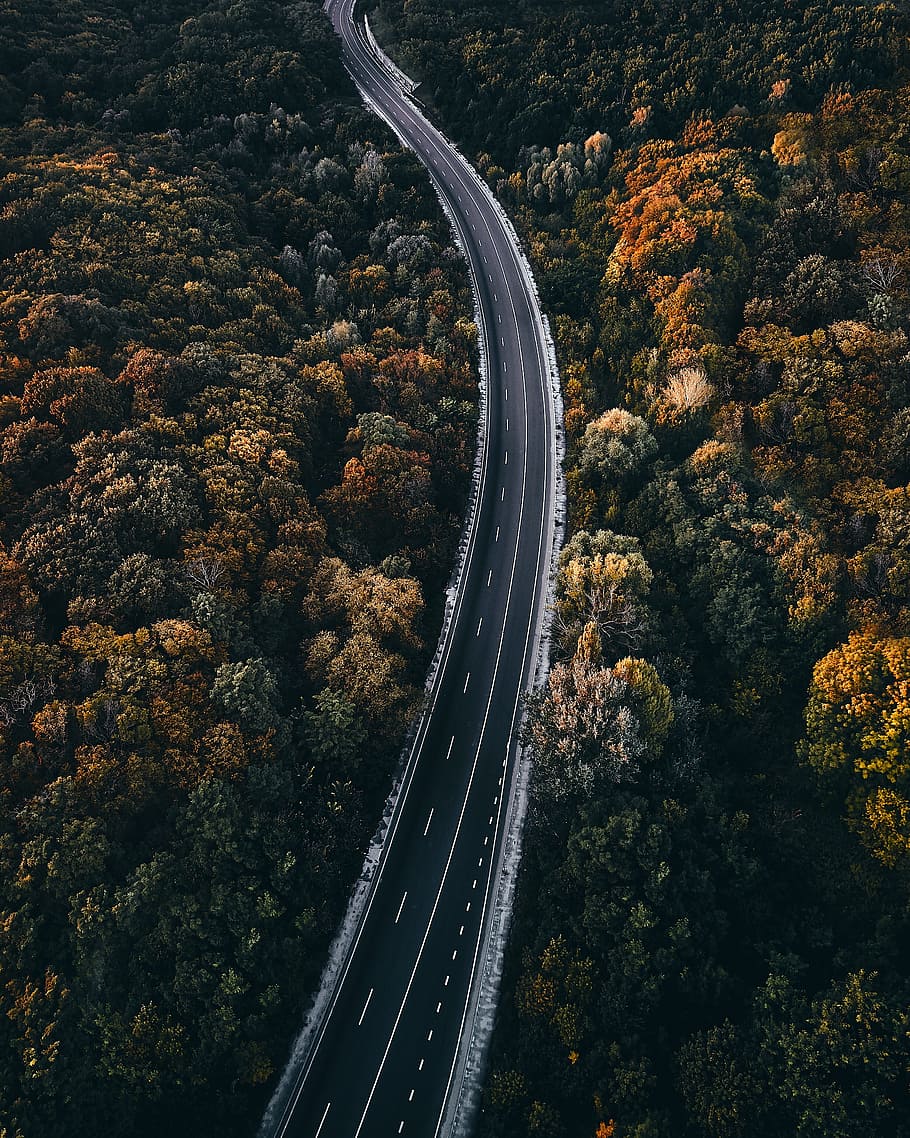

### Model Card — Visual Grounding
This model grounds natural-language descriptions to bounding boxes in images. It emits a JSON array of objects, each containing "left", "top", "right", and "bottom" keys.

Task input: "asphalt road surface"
[{"left": 268, "top": 5, "right": 559, "bottom": 1135}]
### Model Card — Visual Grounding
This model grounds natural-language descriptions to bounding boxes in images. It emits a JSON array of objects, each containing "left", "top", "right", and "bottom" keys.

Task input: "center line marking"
[
  {"left": 503, "top": 361, "right": 507, "bottom": 372},
  {"left": 409, "top": 1089, "right": 415, "bottom": 1102},
  {"left": 476, "top": 617, "right": 483, "bottom": 637},
  {"left": 427, "top": 1030, "right": 433, "bottom": 1042},
  {"left": 495, "top": 526, "right": 500, "bottom": 542},
  {"left": 452, "top": 949, "right": 458, "bottom": 960},
  {"left": 444, "top": 975, "right": 450, "bottom": 987},
  {"left": 505, "top": 388, "right": 508, "bottom": 400},
  {"left": 398, "top": 1123, "right": 404, "bottom": 1134},
  {"left": 487, "top": 569, "right": 492, "bottom": 587},
  {"left": 504, "top": 450, "right": 508, "bottom": 465},
  {"left": 506, "top": 417, "right": 509, "bottom": 431},
  {"left": 423, "top": 808, "right": 434, "bottom": 836},
  {"left": 358, "top": 988, "right": 373, "bottom": 1026},
  {"left": 466, "top": 902, "right": 471, "bottom": 912},
  {"left": 463, "top": 673, "right": 470, "bottom": 694},
  {"left": 315, "top": 1103, "right": 331, "bottom": 1138},
  {"left": 419, "top": 1058, "right": 425, "bottom": 1071},
  {"left": 395, "top": 891, "right": 407, "bottom": 924},
  {"left": 501, "top": 486, "right": 505, "bottom": 500},
  {"left": 334, "top": 74, "right": 551, "bottom": 1132},
  {"left": 436, "top": 1002, "right": 442, "bottom": 1013},
  {"left": 459, "top": 925, "right": 464, "bottom": 935},
  {"left": 445, "top": 736, "right": 455, "bottom": 761}
]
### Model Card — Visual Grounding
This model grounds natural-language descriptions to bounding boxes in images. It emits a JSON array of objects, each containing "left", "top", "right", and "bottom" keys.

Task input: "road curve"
[{"left": 261, "top": 5, "right": 560, "bottom": 1136}]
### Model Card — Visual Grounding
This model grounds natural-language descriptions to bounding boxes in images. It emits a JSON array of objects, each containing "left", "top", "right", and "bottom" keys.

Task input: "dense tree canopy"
[
  {"left": 371, "top": 0, "right": 910, "bottom": 1134},
  {"left": 0, "top": 0, "right": 478, "bottom": 1134}
]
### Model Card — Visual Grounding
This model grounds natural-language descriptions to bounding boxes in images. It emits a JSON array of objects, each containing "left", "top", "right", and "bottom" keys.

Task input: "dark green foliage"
[
  {"left": 0, "top": 0, "right": 478, "bottom": 1133},
  {"left": 368, "top": 0, "right": 910, "bottom": 1134}
]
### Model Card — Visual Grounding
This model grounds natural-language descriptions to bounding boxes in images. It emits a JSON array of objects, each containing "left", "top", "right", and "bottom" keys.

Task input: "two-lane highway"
[{"left": 261, "top": 3, "right": 560, "bottom": 1135}]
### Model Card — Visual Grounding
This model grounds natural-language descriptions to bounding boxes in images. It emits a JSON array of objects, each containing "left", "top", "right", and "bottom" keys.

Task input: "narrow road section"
[{"left": 262, "top": 3, "right": 560, "bottom": 1135}]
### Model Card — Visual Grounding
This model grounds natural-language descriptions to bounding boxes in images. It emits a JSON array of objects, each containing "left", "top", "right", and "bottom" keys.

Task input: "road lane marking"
[
  {"left": 427, "top": 1030, "right": 433, "bottom": 1042},
  {"left": 409, "top": 1089, "right": 415, "bottom": 1102},
  {"left": 315, "top": 1103, "right": 331, "bottom": 1138},
  {"left": 501, "top": 486, "right": 505, "bottom": 500},
  {"left": 444, "top": 975, "right": 450, "bottom": 986},
  {"left": 495, "top": 526, "right": 500, "bottom": 542},
  {"left": 459, "top": 925, "right": 464, "bottom": 935},
  {"left": 398, "top": 1123, "right": 404, "bottom": 1134},
  {"left": 423, "top": 808, "right": 434, "bottom": 836},
  {"left": 503, "top": 361, "right": 507, "bottom": 372},
  {"left": 395, "top": 891, "right": 407, "bottom": 924},
  {"left": 358, "top": 989, "right": 374, "bottom": 1026},
  {"left": 445, "top": 736, "right": 455, "bottom": 761},
  {"left": 504, "top": 450, "right": 508, "bottom": 465},
  {"left": 484, "top": 835, "right": 489, "bottom": 846},
  {"left": 463, "top": 672, "right": 470, "bottom": 694},
  {"left": 506, "top": 417, "right": 509, "bottom": 431},
  {"left": 476, "top": 617, "right": 483, "bottom": 637},
  {"left": 338, "top": 45, "right": 555, "bottom": 1138},
  {"left": 466, "top": 902, "right": 471, "bottom": 912},
  {"left": 472, "top": 878, "right": 477, "bottom": 889},
  {"left": 452, "top": 949, "right": 458, "bottom": 960},
  {"left": 501, "top": 337, "right": 505, "bottom": 346},
  {"left": 498, "top": 313, "right": 502, "bottom": 323},
  {"left": 487, "top": 569, "right": 492, "bottom": 586},
  {"left": 505, "top": 387, "right": 508, "bottom": 400},
  {"left": 488, "top": 816, "right": 493, "bottom": 825},
  {"left": 419, "top": 1058, "right": 425, "bottom": 1071},
  {"left": 436, "top": 1002, "right": 442, "bottom": 1013},
  {"left": 478, "top": 857, "right": 483, "bottom": 867}
]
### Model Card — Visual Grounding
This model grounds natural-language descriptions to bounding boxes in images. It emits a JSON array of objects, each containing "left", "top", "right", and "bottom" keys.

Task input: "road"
[{"left": 264, "top": 3, "right": 560, "bottom": 1135}]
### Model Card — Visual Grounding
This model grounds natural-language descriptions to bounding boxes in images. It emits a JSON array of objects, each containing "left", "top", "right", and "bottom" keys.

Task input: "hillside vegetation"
[
  {"left": 0, "top": 1, "right": 478, "bottom": 1134},
  {"left": 372, "top": 1, "right": 910, "bottom": 1135}
]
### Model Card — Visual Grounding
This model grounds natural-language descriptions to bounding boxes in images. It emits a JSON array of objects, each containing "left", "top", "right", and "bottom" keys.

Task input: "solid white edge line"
[
  {"left": 263, "top": 15, "right": 501, "bottom": 1135},
  {"left": 271, "top": 11, "right": 563, "bottom": 1138}
]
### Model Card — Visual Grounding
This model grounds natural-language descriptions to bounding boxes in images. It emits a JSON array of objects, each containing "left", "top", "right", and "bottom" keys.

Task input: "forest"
[
  {"left": 370, "top": 0, "right": 910, "bottom": 1135},
  {"left": 0, "top": 0, "right": 478, "bottom": 1134}
]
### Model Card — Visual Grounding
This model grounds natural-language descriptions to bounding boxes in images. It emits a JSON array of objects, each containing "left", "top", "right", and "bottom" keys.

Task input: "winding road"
[{"left": 262, "top": 4, "right": 560, "bottom": 1135}]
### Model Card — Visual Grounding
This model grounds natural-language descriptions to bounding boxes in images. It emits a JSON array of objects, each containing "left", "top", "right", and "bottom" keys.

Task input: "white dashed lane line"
[{"left": 357, "top": 989, "right": 373, "bottom": 1026}]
